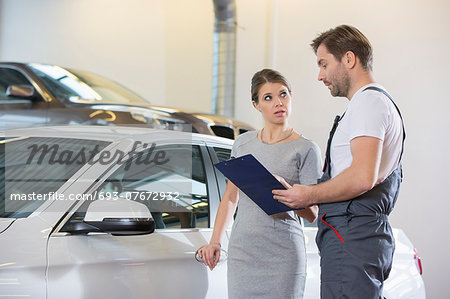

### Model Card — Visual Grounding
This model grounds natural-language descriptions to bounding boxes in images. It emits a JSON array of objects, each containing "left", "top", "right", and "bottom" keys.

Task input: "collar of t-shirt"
[{"left": 350, "top": 82, "right": 385, "bottom": 102}]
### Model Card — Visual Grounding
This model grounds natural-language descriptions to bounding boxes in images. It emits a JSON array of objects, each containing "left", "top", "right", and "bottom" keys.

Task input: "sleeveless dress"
[{"left": 227, "top": 130, "right": 322, "bottom": 299}]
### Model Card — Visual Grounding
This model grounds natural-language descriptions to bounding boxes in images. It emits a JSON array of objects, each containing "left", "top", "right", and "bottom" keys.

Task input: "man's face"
[{"left": 316, "top": 44, "right": 350, "bottom": 98}]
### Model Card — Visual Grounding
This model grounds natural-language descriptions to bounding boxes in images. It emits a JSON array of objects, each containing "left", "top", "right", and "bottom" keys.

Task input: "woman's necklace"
[{"left": 260, "top": 128, "right": 295, "bottom": 145}]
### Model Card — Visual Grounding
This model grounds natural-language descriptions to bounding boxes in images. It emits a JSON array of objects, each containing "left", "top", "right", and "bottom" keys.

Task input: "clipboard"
[{"left": 214, "top": 154, "right": 300, "bottom": 215}]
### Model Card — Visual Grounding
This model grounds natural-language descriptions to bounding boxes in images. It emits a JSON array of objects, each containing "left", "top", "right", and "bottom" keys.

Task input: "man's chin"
[
  {"left": 330, "top": 89, "right": 346, "bottom": 98},
  {"left": 330, "top": 90, "right": 339, "bottom": 97}
]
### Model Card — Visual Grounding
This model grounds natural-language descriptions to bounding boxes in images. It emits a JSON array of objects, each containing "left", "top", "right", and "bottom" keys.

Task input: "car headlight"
[
  {"left": 156, "top": 119, "right": 186, "bottom": 131},
  {"left": 130, "top": 108, "right": 187, "bottom": 131}
]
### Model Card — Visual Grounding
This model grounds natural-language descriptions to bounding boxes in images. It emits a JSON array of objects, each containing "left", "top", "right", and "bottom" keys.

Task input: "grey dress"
[{"left": 227, "top": 130, "right": 322, "bottom": 299}]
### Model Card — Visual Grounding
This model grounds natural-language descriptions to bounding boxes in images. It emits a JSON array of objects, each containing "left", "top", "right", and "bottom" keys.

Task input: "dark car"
[{"left": 0, "top": 62, "right": 253, "bottom": 138}]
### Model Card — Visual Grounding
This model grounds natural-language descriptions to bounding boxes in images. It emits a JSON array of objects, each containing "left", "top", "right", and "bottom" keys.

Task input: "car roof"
[{"left": 0, "top": 125, "right": 234, "bottom": 146}]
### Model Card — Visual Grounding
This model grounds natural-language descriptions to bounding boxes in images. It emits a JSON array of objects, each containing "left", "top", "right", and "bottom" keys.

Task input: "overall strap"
[
  {"left": 363, "top": 86, "right": 406, "bottom": 163},
  {"left": 323, "top": 113, "right": 345, "bottom": 177}
]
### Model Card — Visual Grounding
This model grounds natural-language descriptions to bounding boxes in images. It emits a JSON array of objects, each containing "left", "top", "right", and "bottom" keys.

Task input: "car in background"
[
  {"left": 0, "top": 62, "right": 253, "bottom": 138},
  {"left": 0, "top": 126, "right": 425, "bottom": 298}
]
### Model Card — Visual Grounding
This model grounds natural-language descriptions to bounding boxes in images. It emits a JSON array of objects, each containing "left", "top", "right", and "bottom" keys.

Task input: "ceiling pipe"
[{"left": 211, "top": 0, "right": 237, "bottom": 118}]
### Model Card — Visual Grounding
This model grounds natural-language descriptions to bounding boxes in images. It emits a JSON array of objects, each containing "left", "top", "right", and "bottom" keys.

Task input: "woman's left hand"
[{"left": 273, "top": 174, "right": 292, "bottom": 189}]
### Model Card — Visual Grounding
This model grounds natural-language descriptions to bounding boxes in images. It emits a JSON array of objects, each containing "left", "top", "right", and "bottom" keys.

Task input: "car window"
[
  {"left": 212, "top": 146, "right": 239, "bottom": 219},
  {"left": 0, "top": 68, "right": 32, "bottom": 101},
  {"left": 213, "top": 147, "right": 231, "bottom": 185},
  {"left": 70, "top": 144, "right": 210, "bottom": 230},
  {"left": 28, "top": 63, "right": 150, "bottom": 106},
  {"left": 0, "top": 137, "right": 110, "bottom": 218},
  {"left": 213, "top": 147, "right": 231, "bottom": 162}
]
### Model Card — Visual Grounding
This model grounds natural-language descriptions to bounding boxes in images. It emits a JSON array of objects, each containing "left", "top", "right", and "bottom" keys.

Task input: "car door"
[
  {"left": 0, "top": 66, "right": 48, "bottom": 128},
  {"left": 46, "top": 140, "right": 229, "bottom": 299},
  {"left": 0, "top": 135, "right": 114, "bottom": 298}
]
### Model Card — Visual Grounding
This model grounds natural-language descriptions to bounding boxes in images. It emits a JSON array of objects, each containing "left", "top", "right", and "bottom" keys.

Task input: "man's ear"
[{"left": 343, "top": 51, "right": 356, "bottom": 69}]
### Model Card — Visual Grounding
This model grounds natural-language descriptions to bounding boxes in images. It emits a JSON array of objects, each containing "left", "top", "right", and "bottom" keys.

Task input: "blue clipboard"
[{"left": 214, "top": 154, "right": 300, "bottom": 215}]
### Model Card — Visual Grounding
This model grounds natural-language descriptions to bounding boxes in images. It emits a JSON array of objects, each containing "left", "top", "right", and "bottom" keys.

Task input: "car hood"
[
  {"left": 149, "top": 105, "right": 254, "bottom": 129},
  {"left": 74, "top": 101, "right": 254, "bottom": 131},
  {"left": 86, "top": 104, "right": 174, "bottom": 118}
]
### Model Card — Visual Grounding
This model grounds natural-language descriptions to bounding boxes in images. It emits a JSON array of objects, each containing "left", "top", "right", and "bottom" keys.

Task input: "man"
[{"left": 272, "top": 25, "right": 405, "bottom": 298}]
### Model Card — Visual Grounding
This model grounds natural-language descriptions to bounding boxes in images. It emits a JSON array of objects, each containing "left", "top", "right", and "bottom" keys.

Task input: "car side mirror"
[
  {"left": 66, "top": 199, "right": 155, "bottom": 236},
  {"left": 6, "top": 84, "right": 35, "bottom": 99}
]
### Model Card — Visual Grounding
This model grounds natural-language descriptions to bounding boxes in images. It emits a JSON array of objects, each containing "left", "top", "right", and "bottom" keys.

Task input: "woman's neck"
[{"left": 261, "top": 123, "right": 291, "bottom": 143}]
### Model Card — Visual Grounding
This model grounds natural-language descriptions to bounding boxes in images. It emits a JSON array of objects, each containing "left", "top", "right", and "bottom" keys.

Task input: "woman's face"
[{"left": 253, "top": 82, "right": 292, "bottom": 125}]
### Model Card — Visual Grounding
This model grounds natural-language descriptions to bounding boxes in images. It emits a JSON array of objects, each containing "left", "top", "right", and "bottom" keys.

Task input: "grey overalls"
[{"left": 316, "top": 86, "right": 406, "bottom": 299}]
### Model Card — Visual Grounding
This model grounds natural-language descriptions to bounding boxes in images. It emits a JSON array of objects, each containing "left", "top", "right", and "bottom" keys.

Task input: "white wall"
[
  {"left": 162, "top": 0, "right": 214, "bottom": 112},
  {"left": 0, "top": 0, "right": 214, "bottom": 110},
  {"left": 1, "top": 0, "right": 449, "bottom": 297}
]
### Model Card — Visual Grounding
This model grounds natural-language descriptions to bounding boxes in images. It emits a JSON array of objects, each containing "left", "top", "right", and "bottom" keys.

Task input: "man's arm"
[{"left": 272, "top": 136, "right": 383, "bottom": 208}]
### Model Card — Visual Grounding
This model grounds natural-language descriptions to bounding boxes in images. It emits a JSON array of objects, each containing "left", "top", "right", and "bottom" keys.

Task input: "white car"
[{"left": 0, "top": 126, "right": 425, "bottom": 298}]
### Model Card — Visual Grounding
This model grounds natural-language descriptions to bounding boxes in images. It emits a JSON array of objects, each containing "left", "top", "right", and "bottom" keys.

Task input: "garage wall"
[
  {"left": 1, "top": 0, "right": 449, "bottom": 297},
  {"left": 0, "top": 0, "right": 213, "bottom": 111},
  {"left": 162, "top": 0, "right": 213, "bottom": 112}
]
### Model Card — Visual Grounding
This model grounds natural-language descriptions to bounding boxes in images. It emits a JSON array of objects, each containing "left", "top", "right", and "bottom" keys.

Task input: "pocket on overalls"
[{"left": 320, "top": 213, "right": 345, "bottom": 243}]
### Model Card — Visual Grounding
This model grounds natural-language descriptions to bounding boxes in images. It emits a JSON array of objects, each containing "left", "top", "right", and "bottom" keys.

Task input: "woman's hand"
[
  {"left": 295, "top": 205, "right": 318, "bottom": 223},
  {"left": 197, "top": 242, "right": 221, "bottom": 271},
  {"left": 273, "top": 174, "right": 292, "bottom": 189}
]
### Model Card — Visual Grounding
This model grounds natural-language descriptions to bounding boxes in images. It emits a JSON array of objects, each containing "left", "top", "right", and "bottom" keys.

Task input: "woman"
[{"left": 197, "top": 69, "right": 322, "bottom": 299}]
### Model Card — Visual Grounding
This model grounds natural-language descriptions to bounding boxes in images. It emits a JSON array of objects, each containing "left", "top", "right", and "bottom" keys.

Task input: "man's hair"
[{"left": 310, "top": 25, "right": 373, "bottom": 70}]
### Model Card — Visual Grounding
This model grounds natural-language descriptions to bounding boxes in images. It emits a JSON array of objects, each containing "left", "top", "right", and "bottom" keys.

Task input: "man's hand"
[
  {"left": 273, "top": 136, "right": 383, "bottom": 207},
  {"left": 272, "top": 184, "right": 314, "bottom": 209}
]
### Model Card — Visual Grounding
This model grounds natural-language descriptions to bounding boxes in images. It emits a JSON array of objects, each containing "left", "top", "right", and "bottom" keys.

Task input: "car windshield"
[
  {"left": 0, "top": 136, "right": 110, "bottom": 218},
  {"left": 28, "top": 63, "right": 151, "bottom": 105}
]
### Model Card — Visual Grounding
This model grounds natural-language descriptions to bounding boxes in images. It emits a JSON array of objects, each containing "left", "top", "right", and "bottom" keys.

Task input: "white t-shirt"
[{"left": 330, "top": 83, "right": 403, "bottom": 183}]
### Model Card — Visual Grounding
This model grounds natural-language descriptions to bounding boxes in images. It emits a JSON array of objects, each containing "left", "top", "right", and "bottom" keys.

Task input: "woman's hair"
[{"left": 251, "top": 69, "right": 292, "bottom": 103}]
